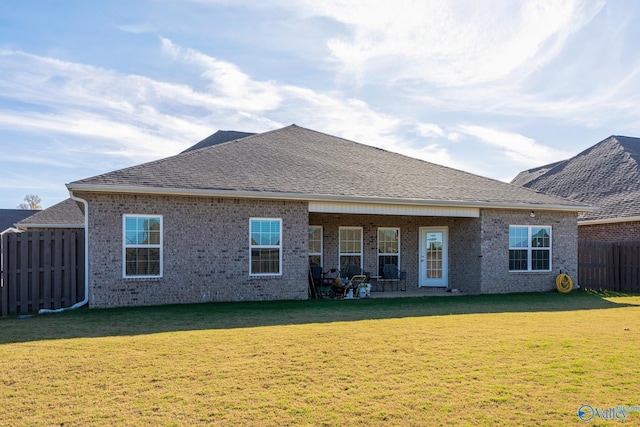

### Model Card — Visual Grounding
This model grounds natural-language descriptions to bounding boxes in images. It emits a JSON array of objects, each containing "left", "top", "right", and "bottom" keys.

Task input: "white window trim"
[
  {"left": 509, "top": 225, "right": 552, "bottom": 272},
  {"left": 249, "top": 217, "right": 283, "bottom": 277},
  {"left": 122, "top": 214, "right": 163, "bottom": 279},
  {"left": 339, "top": 226, "right": 363, "bottom": 270},
  {"left": 378, "top": 227, "right": 401, "bottom": 271},
  {"left": 308, "top": 225, "right": 323, "bottom": 267}
]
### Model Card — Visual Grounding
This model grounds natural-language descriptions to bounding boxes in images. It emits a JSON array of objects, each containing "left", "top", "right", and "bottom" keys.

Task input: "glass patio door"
[{"left": 419, "top": 227, "right": 448, "bottom": 287}]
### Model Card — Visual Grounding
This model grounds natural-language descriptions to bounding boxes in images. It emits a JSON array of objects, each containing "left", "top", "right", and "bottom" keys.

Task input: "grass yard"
[{"left": 1, "top": 290, "right": 639, "bottom": 426}]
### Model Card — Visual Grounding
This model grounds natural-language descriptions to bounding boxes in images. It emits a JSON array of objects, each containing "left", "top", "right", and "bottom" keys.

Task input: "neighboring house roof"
[
  {"left": 16, "top": 198, "right": 84, "bottom": 229},
  {"left": 181, "top": 130, "right": 255, "bottom": 153},
  {"left": 511, "top": 135, "right": 640, "bottom": 223},
  {"left": 68, "top": 124, "right": 589, "bottom": 212},
  {"left": 0, "top": 209, "right": 39, "bottom": 233}
]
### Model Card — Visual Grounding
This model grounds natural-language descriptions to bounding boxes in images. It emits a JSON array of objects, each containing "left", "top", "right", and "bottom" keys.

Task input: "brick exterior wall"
[
  {"left": 74, "top": 192, "right": 580, "bottom": 308},
  {"left": 74, "top": 192, "right": 309, "bottom": 308},
  {"left": 578, "top": 220, "right": 640, "bottom": 242},
  {"left": 479, "top": 209, "right": 578, "bottom": 294}
]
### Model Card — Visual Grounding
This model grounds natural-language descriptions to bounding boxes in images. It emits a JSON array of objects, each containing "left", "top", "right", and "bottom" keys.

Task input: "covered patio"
[{"left": 308, "top": 207, "right": 483, "bottom": 296}]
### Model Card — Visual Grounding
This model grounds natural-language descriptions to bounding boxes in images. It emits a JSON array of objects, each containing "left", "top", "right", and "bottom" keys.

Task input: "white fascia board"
[
  {"left": 1, "top": 227, "right": 23, "bottom": 235},
  {"left": 66, "top": 184, "right": 594, "bottom": 212},
  {"left": 309, "top": 201, "right": 479, "bottom": 217},
  {"left": 17, "top": 223, "right": 84, "bottom": 230},
  {"left": 579, "top": 215, "right": 640, "bottom": 226}
]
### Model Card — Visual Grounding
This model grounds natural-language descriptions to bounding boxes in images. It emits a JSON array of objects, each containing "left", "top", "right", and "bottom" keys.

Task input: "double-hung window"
[
  {"left": 339, "top": 227, "right": 362, "bottom": 272},
  {"left": 509, "top": 225, "right": 552, "bottom": 272},
  {"left": 308, "top": 225, "right": 323, "bottom": 267},
  {"left": 378, "top": 227, "right": 400, "bottom": 276},
  {"left": 250, "top": 218, "right": 282, "bottom": 276},
  {"left": 123, "top": 215, "right": 162, "bottom": 278}
]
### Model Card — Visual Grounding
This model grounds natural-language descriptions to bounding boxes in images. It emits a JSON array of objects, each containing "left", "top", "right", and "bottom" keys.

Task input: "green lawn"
[{"left": 1, "top": 290, "right": 639, "bottom": 426}]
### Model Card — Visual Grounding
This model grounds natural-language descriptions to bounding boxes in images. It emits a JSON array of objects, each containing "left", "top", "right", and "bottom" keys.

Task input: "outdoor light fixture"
[{"left": 530, "top": 211, "right": 536, "bottom": 218}]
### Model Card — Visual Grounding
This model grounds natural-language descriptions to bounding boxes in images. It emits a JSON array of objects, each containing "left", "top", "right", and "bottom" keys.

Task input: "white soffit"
[{"left": 309, "top": 201, "right": 479, "bottom": 217}]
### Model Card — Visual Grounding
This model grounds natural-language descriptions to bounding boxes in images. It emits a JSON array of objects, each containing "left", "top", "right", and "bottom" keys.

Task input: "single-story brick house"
[
  {"left": 512, "top": 135, "right": 640, "bottom": 243},
  {"left": 66, "top": 125, "right": 591, "bottom": 308}
]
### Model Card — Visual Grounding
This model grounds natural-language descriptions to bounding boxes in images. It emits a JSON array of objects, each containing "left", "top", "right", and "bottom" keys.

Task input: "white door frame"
[{"left": 418, "top": 226, "right": 448, "bottom": 287}]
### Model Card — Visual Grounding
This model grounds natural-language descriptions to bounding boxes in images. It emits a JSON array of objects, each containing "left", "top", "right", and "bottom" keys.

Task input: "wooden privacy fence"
[
  {"left": 1, "top": 230, "right": 85, "bottom": 316},
  {"left": 579, "top": 241, "right": 640, "bottom": 293}
]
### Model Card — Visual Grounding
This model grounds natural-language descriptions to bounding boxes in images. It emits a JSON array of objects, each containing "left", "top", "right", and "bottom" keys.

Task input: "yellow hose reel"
[{"left": 556, "top": 273, "right": 573, "bottom": 293}]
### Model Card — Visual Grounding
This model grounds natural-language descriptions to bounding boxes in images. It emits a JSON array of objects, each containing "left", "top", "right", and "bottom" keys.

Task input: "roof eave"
[
  {"left": 66, "top": 183, "right": 594, "bottom": 213},
  {"left": 579, "top": 215, "right": 640, "bottom": 226},
  {"left": 17, "top": 223, "right": 84, "bottom": 229}
]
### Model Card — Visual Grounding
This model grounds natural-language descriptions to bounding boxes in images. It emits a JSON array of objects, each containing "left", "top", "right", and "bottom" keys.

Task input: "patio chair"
[
  {"left": 381, "top": 264, "right": 407, "bottom": 292},
  {"left": 344, "top": 264, "right": 371, "bottom": 281}
]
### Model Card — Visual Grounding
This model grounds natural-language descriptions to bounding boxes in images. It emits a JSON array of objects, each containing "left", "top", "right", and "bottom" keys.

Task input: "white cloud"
[
  {"left": 294, "top": 0, "right": 605, "bottom": 87},
  {"left": 447, "top": 132, "right": 461, "bottom": 142},
  {"left": 0, "top": 43, "right": 405, "bottom": 165},
  {"left": 114, "top": 23, "right": 154, "bottom": 34},
  {"left": 0, "top": 110, "right": 193, "bottom": 160},
  {"left": 416, "top": 123, "right": 444, "bottom": 138},
  {"left": 160, "top": 38, "right": 284, "bottom": 112},
  {"left": 457, "top": 125, "right": 571, "bottom": 167}
]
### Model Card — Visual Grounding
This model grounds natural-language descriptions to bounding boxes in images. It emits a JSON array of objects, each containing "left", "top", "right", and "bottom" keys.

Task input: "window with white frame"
[
  {"left": 339, "top": 227, "right": 362, "bottom": 274},
  {"left": 308, "top": 225, "right": 323, "bottom": 267},
  {"left": 509, "top": 225, "right": 552, "bottom": 271},
  {"left": 378, "top": 227, "right": 400, "bottom": 276},
  {"left": 250, "top": 218, "right": 282, "bottom": 275},
  {"left": 123, "top": 215, "right": 162, "bottom": 278}
]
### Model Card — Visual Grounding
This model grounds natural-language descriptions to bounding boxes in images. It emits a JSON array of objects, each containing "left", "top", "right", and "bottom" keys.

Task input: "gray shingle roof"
[
  {"left": 16, "top": 198, "right": 84, "bottom": 228},
  {"left": 69, "top": 124, "right": 587, "bottom": 210},
  {"left": 181, "top": 130, "right": 255, "bottom": 153},
  {"left": 0, "top": 209, "right": 39, "bottom": 231},
  {"left": 511, "top": 135, "right": 640, "bottom": 221}
]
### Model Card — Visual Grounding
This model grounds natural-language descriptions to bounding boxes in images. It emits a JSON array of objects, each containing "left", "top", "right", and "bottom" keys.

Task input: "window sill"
[{"left": 508, "top": 270, "right": 552, "bottom": 274}]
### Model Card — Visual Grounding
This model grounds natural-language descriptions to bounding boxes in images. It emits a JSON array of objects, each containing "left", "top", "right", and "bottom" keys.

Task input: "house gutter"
[
  {"left": 17, "top": 223, "right": 84, "bottom": 231},
  {"left": 66, "top": 183, "right": 595, "bottom": 213},
  {"left": 38, "top": 193, "right": 89, "bottom": 314},
  {"left": 579, "top": 215, "right": 640, "bottom": 226}
]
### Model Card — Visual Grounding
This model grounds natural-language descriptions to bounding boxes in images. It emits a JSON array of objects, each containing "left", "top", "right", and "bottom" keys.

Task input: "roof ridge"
[
  {"left": 67, "top": 124, "right": 589, "bottom": 211},
  {"left": 512, "top": 134, "right": 640, "bottom": 221}
]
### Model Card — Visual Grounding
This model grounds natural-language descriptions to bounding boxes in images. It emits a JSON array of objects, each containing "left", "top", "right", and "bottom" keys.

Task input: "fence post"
[
  {"left": 626, "top": 242, "right": 640, "bottom": 293},
  {"left": 53, "top": 230, "right": 63, "bottom": 309},
  {"left": 42, "top": 230, "right": 52, "bottom": 310},
  {"left": 1, "top": 233, "right": 7, "bottom": 317},
  {"left": 31, "top": 231, "right": 41, "bottom": 312},
  {"left": 63, "top": 230, "right": 71, "bottom": 306},
  {"left": 77, "top": 229, "right": 85, "bottom": 303},
  {"left": 612, "top": 243, "right": 619, "bottom": 292},
  {"left": 8, "top": 233, "right": 18, "bottom": 314}
]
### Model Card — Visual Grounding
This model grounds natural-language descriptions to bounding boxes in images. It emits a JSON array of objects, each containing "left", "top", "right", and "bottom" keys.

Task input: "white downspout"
[{"left": 39, "top": 193, "right": 89, "bottom": 314}]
